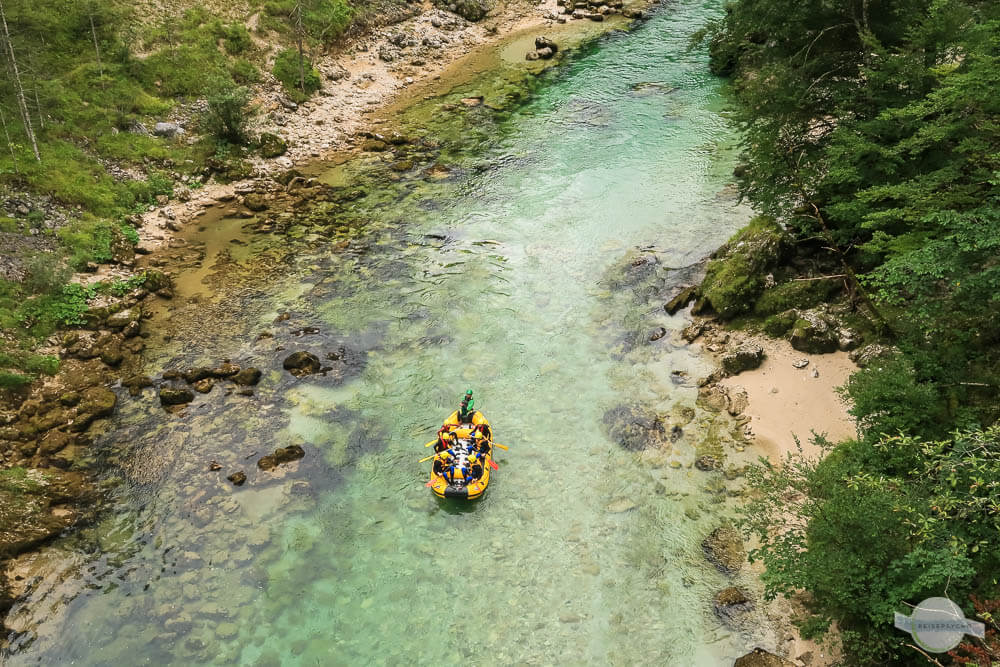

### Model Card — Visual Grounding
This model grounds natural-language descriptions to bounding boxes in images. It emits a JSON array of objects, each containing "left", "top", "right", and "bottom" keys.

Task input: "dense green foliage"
[
  {"left": 743, "top": 428, "right": 1000, "bottom": 664},
  {"left": 705, "top": 0, "right": 1000, "bottom": 662},
  {"left": 203, "top": 79, "right": 255, "bottom": 145},
  {"left": 272, "top": 48, "right": 322, "bottom": 101}
]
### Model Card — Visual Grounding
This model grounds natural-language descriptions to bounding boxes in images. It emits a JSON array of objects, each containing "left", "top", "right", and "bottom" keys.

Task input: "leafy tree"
[{"left": 741, "top": 427, "right": 1000, "bottom": 664}]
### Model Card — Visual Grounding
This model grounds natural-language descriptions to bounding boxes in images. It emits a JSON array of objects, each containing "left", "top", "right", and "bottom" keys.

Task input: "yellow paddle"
[
  {"left": 418, "top": 453, "right": 440, "bottom": 464},
  {"left": 423, "top": 439, "right": 437, "bottom": 448},
  {"left": 493, "top": 442, "right": 509, "bottom": 450}
]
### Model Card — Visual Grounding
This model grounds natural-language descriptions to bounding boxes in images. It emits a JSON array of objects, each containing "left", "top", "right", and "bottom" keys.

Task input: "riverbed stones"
[
  {"left": 283, "top": 351, "right": 321, "bottom": 377},
  {"left": 720, "top": 342, "right": 764, "bottom": 375},
  {"left": 257, "top": 445, "right": 305, "bottom": 471},
  {"left": 702, "top": 524, "right": 745, "bottom": 574},
  {"left": 227, "top": 471, "right": 247, "bottom": 486}
]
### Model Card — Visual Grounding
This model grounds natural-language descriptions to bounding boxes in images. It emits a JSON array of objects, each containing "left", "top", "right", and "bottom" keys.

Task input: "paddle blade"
[
  {"left": 493, "top": 442, "right": 509, "bottom": 451},
  {"left": 489, "top": 459, "right": 499, "bottom": 470},
  {"left": 425, "top": 481, "right": 433, "bottom": 487},
  {"left": 424, "top": 440, "right": 437, "bottom": 448}
]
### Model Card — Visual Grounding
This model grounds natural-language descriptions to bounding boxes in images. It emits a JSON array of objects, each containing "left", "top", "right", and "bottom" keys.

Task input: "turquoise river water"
[{"left": 4, "top": 1, "right": 779, "bottom": 664}]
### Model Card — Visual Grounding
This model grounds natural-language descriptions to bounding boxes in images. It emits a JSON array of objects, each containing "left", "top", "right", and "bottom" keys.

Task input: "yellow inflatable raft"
[{"left": 425, "top": 407, "right": 496, "bottom": 500}]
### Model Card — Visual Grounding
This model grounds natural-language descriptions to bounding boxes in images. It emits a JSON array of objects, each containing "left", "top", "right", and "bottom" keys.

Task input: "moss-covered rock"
[
  {"left": 753, "top": 277, "right": 842, "bottom": 317},
  {"left": 699, "top": 216, "right": 790, "bottom": 319},
  {"left": 763, "top": 309, "right": 798, "bottom": 337},
  {"left": 257, "top": 132, "right": 288, "bottom": 158},
  {"left": 789, "top": 309, "right": 839, "bottom": 354}
]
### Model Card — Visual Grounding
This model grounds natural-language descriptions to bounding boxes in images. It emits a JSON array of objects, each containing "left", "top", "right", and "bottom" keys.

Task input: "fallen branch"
[{"left": 791, "top": 274, "right": 847, "bottom": 281}]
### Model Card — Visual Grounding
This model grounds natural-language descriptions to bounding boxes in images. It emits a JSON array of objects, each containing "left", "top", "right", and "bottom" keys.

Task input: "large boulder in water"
[
  {"left": 232, "top": 367, "right": 262, "bottom": 386},
  {"left": 283, "top": 351, "right": 321, "bottom": 377},
  {"left": 159, "top": 387, "right": 194, "bottom": 406},
  {"left": 713, "top": 586, "right": 754, "bottom": 629},
  {"left": 702, "top": 523, "right": 745, "bottom": 574}
]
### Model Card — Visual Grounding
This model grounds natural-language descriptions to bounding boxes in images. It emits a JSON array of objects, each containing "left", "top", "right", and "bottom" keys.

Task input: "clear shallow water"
[{"left": 5, "top": 2, "right": 772, "bottom": 664}]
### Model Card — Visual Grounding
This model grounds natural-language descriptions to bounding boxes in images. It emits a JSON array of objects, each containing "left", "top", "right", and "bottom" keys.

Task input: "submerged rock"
[
  {"left": 232, "top": 367, "right": 262, "bottom": 386},
  {"left": 257, "top": 445, "right": 305, "bottom": 471},
  {"left": 227, "top": 471, "right": 247, "bottom": 486},
  {"left": 159, "top": 387, "right": 194, "bottom": 406},
  {"left": 602, "top": 404, "right": 668, "bottom": 451},
  {"left": 713, "top": 586, "right": 754, "bottom": 629},
  {"left": 283, "top": 351, "right": 321, "bottom": 377},
  {"left": 664, "top": 285, "right": 697, "bottom": 314},
  {"left": 702, "top": 524, "right": 745, "bottom": 575}
]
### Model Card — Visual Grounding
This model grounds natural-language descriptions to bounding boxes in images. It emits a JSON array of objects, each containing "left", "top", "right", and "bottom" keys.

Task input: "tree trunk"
[
  {"left": 0, "top": 105, "right": 17, "bottom": 172},
  {"left": 295, "top": 2, "right": 305, "bottom": 94},
  {"left": 0, "top": 0, "right": 40, "bottom": 162},
  {"left": 89, "top": 9, "right": 104, "bottom": 88}
]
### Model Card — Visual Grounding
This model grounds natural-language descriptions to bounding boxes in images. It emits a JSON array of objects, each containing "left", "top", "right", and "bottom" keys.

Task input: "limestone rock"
[
  {"left": 153, "top": 122, "right": 184, "bottom": 138},
  {"left": 789, "top": 309, "right": 839, "bottom": 354},
  {"left": 105, "top": 308, "right": 140, "bottom": 330},
  {"left": 257, "top": 132, "right": 287, "bottom": 159},
  {"left": 721, "top": 342, "right": 764, "bottom": 375}
]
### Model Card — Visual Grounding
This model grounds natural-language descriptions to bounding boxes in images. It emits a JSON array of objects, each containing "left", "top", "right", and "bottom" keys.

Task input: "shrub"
[
  {"left": 230, "top": 58, "right": 261, "bottom": 84},
  {"left": 223, "top": 24, "right": 253, "bottom": 54},
  {"left": 203, "top": 79, "right": 255, "bottom": 145},
  {"left": 23, "top": 253, "right": 72, "bottom": 295},
  {"left": 0, "top": 371, "right": 32, "bottom": 389},
  {"left": 272, "top": 48, "right": 321, "bottom": 101}
]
